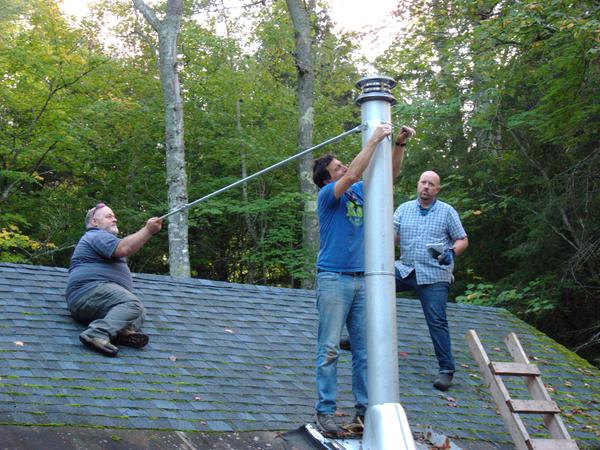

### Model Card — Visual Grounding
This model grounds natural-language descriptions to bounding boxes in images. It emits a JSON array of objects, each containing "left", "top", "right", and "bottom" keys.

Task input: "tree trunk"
[
  {"left": 286, "top": 0, "right": 318, "bottom": 289},
  {"left": 132, "top": 0, "right": 190, "bottom": 277}
]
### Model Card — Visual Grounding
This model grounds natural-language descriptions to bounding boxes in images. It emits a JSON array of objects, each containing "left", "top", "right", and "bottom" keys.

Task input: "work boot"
[
  {"left": 315, "top": 413, "right": 339, "bottom": 434},
  {"left": 79, "top": 333, "right": 119, "bottom": 357},
  {"left": 341, "top": 410, "right": 365, "bottom": 435},
  {"left": 339, "top": 338, "right": 351, "bottom": 351},
  {"left": 113, "top": 329, "right": 149, "bottom": 348},
  {"left": 352, "top": 411, "right": 365, "bottom": 426},
  {"left": 433, "top": 373, "right": 453, "bottom": 391}
]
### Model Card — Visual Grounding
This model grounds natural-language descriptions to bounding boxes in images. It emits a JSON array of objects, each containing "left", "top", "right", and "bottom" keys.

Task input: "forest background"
[{"left": 1, "top": 0, "right": 598, "bottom": 366}]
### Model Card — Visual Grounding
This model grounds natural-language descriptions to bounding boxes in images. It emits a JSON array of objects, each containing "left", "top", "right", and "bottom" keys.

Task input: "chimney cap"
[{"left": 355, "top": 75, "right": 397, "bottom": 105}]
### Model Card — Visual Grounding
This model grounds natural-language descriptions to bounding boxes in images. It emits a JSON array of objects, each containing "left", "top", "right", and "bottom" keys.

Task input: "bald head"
[{"left": 417, "top": 171, "right": 441, "bottom": 206}]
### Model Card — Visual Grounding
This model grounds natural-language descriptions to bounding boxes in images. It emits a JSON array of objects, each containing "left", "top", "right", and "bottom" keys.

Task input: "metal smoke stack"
[{"left": 356, "top": 75, "right": 415, "bottom": 450}]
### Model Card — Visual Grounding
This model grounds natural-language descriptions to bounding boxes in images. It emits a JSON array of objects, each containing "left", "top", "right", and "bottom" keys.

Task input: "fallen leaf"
[
  {"left": 473, "top": 210, "right": 482, "bottom": 215},
  {"left": 169, "top": 355, "right": 177, "bottom": 362},
  {"left": 398, "top": 351, "right": 409, "bottom": 357}
]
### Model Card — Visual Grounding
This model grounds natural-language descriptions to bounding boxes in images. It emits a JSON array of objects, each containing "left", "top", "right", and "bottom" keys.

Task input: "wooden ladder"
[{"left": 466, "top": 330, "right": 578, "bottom": 450}]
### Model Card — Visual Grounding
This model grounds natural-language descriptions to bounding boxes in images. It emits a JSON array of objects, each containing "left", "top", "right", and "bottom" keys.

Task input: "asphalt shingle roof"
[{"left": 0, "top": 263, "right": 599, "bottom": 448}]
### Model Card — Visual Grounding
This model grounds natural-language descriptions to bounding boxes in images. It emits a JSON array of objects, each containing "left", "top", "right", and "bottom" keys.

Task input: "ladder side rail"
[
  {"left": 466, "top": 330, "right": 532, "bottom": 450},
  {"left": 504, "top": 333, "right": 575, "bottom": 442}
]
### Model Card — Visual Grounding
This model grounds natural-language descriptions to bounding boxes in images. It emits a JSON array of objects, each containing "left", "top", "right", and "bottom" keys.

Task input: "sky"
[
  {"left": 59, "top": 0, "right": 400, "bottom": 61},
  {"left": 328, "top": 0, "right": 399, "bottom": 61}
]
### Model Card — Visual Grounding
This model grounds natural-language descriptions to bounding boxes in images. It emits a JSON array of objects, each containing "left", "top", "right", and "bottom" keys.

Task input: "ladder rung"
[
  {"left": 509, "top": 399, "right": 561, "bottom": 414},
  {"left": 529, "top": 438, "right": 579, "bottom": 450},
  {"left": 490, "top": 361, "right": 540, "bottom": 376}
]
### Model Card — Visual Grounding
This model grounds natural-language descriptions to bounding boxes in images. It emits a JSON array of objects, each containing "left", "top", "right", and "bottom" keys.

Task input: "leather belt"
[{"left": 317, "top": 269, "right": 364, "bottom": 277}]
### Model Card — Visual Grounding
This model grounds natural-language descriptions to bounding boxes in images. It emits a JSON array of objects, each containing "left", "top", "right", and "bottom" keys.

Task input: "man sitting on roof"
[{"left": 65, "top": 203, "right": 162, "bottom": 357}]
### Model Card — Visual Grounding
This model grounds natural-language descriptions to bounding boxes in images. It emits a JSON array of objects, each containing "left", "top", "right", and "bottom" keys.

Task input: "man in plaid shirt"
[{"left": 394, "top": 171, "right": 469, "bottom": 391}]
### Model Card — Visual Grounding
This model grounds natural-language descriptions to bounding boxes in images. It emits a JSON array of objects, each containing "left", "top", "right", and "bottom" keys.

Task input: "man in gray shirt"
[{"left": 66, "top": 203, "right": 162, "bottom": 356}]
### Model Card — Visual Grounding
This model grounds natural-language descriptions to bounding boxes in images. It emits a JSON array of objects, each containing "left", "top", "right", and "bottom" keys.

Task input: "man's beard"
[{"left": 104, "top": 225, "right": 119, "bottom": 236}]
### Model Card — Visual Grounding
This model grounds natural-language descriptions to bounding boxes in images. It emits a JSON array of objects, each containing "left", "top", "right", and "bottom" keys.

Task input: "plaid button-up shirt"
[{"left": 393, "top": 199, "right": 467, "bottom": 285}]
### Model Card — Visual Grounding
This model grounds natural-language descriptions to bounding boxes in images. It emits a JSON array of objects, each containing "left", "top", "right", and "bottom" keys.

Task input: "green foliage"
[
  {"left": 3, "top": 0, "right": 597, "bottom": 364},
  {"left": 380, "top": 0, "right": 600, "bottom": 363},
  {"left": 0, "top": 225, "right": 46, "bottom": 263}
]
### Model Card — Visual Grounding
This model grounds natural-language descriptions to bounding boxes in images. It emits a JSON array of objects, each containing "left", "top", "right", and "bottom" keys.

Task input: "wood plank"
[
  {"left": 529, "top": 438, "right": 579, "bottom": 450},
  {"left": 509, "top": 399, "right": 561, "bottom": 414},
  {"left": 467, "top": 330, "right": 531, "bottom": 450},
  {"left": 491, "top": 362, "right": 540, "bottom": 376},
  {"left": 505, "top": 333, "right": 573, "bottom": 439}
]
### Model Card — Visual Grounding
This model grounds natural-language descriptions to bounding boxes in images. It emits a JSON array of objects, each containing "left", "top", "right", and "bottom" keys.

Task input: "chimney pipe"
[{"left": 356, "top": 75, "right": 415, "bottom": 450}]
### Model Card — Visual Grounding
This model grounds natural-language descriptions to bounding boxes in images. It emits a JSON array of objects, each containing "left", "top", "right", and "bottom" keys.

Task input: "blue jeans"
[
  {"left": 395, "top": 270, "right": 455, "bottom": 374},
  {"left": 315, "top": 271, "right": 367, "bottom": 415}
]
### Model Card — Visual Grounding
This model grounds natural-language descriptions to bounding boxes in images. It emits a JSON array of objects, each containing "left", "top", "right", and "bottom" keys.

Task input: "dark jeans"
[{"left": 395, "top": 270, "right": 455, "bottom": 374}]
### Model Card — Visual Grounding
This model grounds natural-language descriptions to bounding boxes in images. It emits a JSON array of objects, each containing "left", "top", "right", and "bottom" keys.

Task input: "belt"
[{"left": 317, "top": 269, "right": 364, "bottom": 277}]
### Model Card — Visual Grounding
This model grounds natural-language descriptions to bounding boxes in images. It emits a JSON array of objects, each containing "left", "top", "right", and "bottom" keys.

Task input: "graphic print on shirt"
[{"left": 345, "top": 190, "right": 363, "bottom": 226}]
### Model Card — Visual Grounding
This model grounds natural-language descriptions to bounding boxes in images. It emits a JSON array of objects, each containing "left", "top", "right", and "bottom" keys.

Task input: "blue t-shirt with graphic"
[
  {"left": 316, "top": 181, "right": 364, "bottom": 272},
  {"left": 65, "top": 228, "right": 132, "bottom": 305}
]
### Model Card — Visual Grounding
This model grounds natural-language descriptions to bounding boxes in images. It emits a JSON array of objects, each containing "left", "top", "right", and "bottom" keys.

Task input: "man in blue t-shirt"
[
  {"left": 66, "top": 203, "right": 162, "bottom": 356},
  {"left": 311, "top": 123, "right": 415, "bottom": 434},
  {"left": 394, "top": 171, "right": 469, "bottom": 391}
]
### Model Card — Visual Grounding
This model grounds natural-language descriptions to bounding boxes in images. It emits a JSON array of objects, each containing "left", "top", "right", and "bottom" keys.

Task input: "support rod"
[{"left": 160, "top": 125, "right": 363, "bottom": 220}]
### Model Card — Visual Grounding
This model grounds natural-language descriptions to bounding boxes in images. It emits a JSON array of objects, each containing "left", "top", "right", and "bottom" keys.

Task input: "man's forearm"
[
  {"left": 392, "top": 143, "right": 405, "bottom": 179},
  {"left": 333, "top": 124, "right": 391, "bottom": 198},
  {"left": 113, "top": 218, "right": 162, "bottom": 258},
  {"left": 452, "top": 237, "right": 469, "bottom": 256},
  {"left": 113, "top": 228, "right": 154, "bottom": 258},
  {"left": 345, "top": 134, "right": 380, "bottom": 181}
]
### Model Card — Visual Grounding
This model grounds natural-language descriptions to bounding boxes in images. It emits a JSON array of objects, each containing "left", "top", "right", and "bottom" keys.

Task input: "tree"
[
  {"left": 132, "top": 0, "right": 190, "bottom": 277},
  {"left": 0, "top": 0, "right": 107, "bottom": 263},
  {"left": 378, "top": 0, "right": 600, "bottom": 364},
  {"left": 285, "top": 0, "right": 318, "bottom": 288}
]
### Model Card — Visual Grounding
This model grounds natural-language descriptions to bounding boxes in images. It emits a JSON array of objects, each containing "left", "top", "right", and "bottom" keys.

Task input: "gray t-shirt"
[{"left": 65, "top": 228, "right": 132, "bottom": 305}]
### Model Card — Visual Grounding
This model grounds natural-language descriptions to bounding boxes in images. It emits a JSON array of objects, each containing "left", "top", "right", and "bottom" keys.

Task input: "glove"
[{"left": 438, "top": 248, "right": 455, "bottom": 265}]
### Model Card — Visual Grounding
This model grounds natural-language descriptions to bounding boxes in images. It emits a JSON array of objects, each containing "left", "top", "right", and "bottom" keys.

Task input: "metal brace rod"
[{"left": 160, "top": 124, "right": 364, "bottom": 220}]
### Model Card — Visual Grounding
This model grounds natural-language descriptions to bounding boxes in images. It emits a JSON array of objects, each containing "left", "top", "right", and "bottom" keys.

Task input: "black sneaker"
[
  {"left": 113, "top": 330, "right": 149, "bottom": 348},
  {"left": 433, "top": 373, "right": 453, "bottom": 391},
  {"left": 315, "top": 413, "right": 339, "bottom": 433},
  {"left": 79, "top": 333, "right": 119, "bottom": 357}
]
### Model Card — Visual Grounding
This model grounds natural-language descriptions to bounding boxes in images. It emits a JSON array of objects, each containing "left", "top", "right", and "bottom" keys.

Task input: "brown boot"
[
  {"left": 79, "top": 333, "right": 119, "bottom": 357},
  {"left": 112, "top": 330, "right": 149, "bottom": 348}
]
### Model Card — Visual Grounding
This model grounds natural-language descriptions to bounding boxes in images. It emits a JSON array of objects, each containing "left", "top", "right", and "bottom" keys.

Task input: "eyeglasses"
[{"left": 91, "top": 202, "right": 106, "bottom": 218}]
